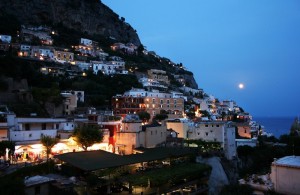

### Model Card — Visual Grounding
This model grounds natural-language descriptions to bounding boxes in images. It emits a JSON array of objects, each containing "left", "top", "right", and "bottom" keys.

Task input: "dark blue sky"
[{"left": 102, "top": 0, "right": 300, "bottom": 117}]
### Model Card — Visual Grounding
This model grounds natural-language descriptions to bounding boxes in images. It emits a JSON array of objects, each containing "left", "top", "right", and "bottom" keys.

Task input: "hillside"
[
  {"left": 0, "top": 0, "right": 140, "bottom": 45},
  {"left": 0, "top": 0, "right": 201, "bottom": 117}
]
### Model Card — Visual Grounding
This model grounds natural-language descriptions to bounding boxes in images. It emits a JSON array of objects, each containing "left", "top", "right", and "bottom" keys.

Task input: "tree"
[
  {"left": 200, "top": 110, "right": 210, "bottom": 118},
  {"left": 136, "top": 111, "right": 151, "bottom": 123},
  {"left": 154, "top": 114, "right": 168, "bottom": 121},
  {"left": 73, "top": 124, "right": 104, "bottom": 151},
  {"left": 290, "top": 117, "right": 300, "bottom": 135},
  {"left": 41, "top": 135, "right": 59, "bottom": 162}
]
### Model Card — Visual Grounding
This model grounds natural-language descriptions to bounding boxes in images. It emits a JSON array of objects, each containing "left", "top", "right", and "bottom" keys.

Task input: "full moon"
[{"left": 238, "top": 83, "right": 244, "bottom": 89}]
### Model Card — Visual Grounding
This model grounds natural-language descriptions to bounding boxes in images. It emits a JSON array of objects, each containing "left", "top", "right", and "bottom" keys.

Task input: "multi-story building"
[
  {"left": 147, "top": 69, "right": 170, "bottom": 85},
  {"left": 188, "top": 121, "right": 236, "bottom": 160},
  {"left": 111, "top": 42, "right": 137, "bottom": 54},
  {"left": 60, "top": 91, "right": 84, "bottom": 116},
  {"left": 270, "top": 156, "right": 300, "bottom": 195},
  {"left": 31, "top": 46, "right": 54, "bottom": 60},
  {"left": 87, "top": 111, "right": 122, "bottom": 153},
  {"left": 115, "top": 115, "right": 168, "bottom": 155},
  {"left": 179, "top": 86, "right": 203, "bottom": 96},
  {"left": 80, "top": 38, "right": 98, "bottom": 46},
  {"left": 40, "top": 67, "right": 65, "bottom": 77},
  {"left": 92, "top": 60, "right": 126, "bottom": 75},
  {"left": 199, "top": 96, "right": 217, "bottom": 114},
  {"left": 73, "top": 61, "right": 92, "bottom": 71},
  {"left": 21, "top": 26, "right": 53, "bottom": 45},
  {"left": 18, "top": 44, "right": 31, "bottom": 57},
  {"left": 112, "top": 88, "right": 184, "bottom": 119},
  {"left": 111, "top": 95, "right": 146, "bottom": 117},
  {"left": 221, "top": 100, "right": 236, "bottom": 112},
  {"left": 166, "top": 119, "right": 190, "bottom": 139},
  {"left": 54, "top": 50, "right": 74, "bottom": 63},
  {"left": 138, "top": 77, "right": 168, "bottom": 90},
  {"left": 8, "top": 114, "right": 87, "bottom": 161}
]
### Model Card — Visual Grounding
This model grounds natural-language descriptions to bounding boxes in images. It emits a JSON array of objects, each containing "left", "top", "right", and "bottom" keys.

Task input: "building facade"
[
  {"left": 54, "top": 50, "right": 74, "bottom": 63},
  {"left": 147, "top": 69, "right": 170, "bottom": 85},
  {"left": 116, "top": 117, "right": 168, "bottom": 155},
  {"left": 270, "top": 156, "right": 300, "bottom": 195},
  {"left": 188, "top": 121, "right": 236, "bottom": 160},
  {"left": 112, "top": 88, "right": 184, "bottom": 119}
]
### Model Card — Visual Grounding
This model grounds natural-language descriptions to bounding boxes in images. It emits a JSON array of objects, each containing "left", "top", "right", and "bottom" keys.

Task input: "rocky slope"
[{"left": 0, "top": 0, "right": 140, "bottom": 45}]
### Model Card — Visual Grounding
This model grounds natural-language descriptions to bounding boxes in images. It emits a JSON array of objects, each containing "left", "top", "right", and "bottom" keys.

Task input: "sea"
[{"left": 253, "top": 117, "right": 295, "bottom": 138}]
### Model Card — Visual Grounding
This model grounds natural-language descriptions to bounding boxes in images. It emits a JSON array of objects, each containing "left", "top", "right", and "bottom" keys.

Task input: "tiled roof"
[{"left": 273, "top": 156, "right": 300, "bottom": 168}]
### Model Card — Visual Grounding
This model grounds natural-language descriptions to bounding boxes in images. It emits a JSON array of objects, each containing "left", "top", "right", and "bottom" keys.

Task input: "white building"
[
  {"left": 80, "top": 38, "right": 93, "bottom": 46},
  {"left": 221, "top": 100, "right": 236, "bottom": 112},
  {"left": 171, "top": 91, "right": 187, "bottom": 101},
  {"left": 124, "top": 88, "right": 173, "bottom": 99},
  {"left": 31, "top": 46, "right": 54, "bottom": 59},
  {"left": 92, "top": 60, "right": 126, "bottom": 75},
  {"left": 9, "top": 116, "right": 77, "bottom": 142},
  {"left": 179, "top": 86, "right": 203, "bottom": 96},
  {"left": 200, "top": 95, "right": 217, "bottom": 114},
  {"left": 0, "top": 35, "right": 12, "bottom": 43},
  {"left": 6, "top": 113, "right": 88, "bottom": 161},
  {"left": 270, "top": 156, "right": 300, "bottom": 195},
  {"left": 138, "top": 77, "right": 168, "bottom": 90},
  {"left": 20, "top": 44, "right": 31, "bottom": 52},
  {"left": 74, "top": 61, "right": 92, "bottom": 71}
]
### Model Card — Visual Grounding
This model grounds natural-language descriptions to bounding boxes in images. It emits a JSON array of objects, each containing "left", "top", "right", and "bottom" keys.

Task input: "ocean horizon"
[{"left": 253, "top": 116, "right": 295, "bottom": 138}]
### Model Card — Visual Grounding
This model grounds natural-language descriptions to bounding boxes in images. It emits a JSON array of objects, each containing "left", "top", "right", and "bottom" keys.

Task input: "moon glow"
[{"left": 238, "top": 83, "right": 244, "bottom": 89}]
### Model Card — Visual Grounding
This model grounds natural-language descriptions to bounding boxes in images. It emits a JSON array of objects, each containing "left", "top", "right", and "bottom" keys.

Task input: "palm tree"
[
  {"left": 0, "top": 141, "right": 15, "bottom": 162},
  {"left": 40, "top": 135, "right": 59, "bottom": 162}
]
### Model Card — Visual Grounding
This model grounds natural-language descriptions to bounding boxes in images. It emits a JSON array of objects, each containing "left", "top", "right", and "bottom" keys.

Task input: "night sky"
[{"left": 102, "top": 0, "right": 300, "bottom": 118}]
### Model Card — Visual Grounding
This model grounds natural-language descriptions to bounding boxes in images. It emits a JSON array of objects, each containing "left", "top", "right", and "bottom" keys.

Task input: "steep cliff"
[{"left": 0, "top": 0, "right": 140, "bottom": 45}]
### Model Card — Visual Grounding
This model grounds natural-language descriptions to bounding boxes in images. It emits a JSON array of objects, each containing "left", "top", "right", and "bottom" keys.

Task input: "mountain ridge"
[{"left": 0, "top": 0, "right": 141, "bottom": 45}]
